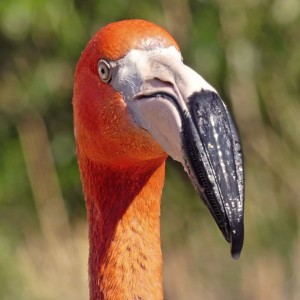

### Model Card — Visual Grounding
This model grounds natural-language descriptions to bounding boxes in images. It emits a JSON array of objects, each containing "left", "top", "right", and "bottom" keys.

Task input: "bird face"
[
  {"left": 73, "top": 20, "right": 180, "bottom": 165},
  {"left": 73, "top": 20, "right": 244, "bottom": 258}
]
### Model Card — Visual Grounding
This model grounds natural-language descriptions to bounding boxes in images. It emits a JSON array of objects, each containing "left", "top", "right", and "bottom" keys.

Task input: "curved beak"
[{"left": 110, "top": 46, "right": 245, "bottom": 258}]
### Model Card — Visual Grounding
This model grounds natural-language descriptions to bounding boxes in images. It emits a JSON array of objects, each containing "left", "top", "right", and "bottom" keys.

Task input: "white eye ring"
[{"left": 98, "top": 59, "right": 111, "bottom": 83}]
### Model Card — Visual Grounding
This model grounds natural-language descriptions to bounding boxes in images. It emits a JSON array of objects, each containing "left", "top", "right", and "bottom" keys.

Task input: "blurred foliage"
[{"left": 0, "top": 0, "right": 300, "bottom": 299}]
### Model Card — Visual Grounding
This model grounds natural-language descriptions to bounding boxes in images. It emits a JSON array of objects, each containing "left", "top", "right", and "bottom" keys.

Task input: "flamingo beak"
[
  {"left": 108, "top": 46, "right": 245, "bottom": 258},
  {"left": 179, "top": 90, "right": 244, "bottom": 259}
]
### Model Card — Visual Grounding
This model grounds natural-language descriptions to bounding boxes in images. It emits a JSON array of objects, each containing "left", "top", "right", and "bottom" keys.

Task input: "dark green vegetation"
[{"left": 1, "top": 0, "right": 300, "bottom": 299}]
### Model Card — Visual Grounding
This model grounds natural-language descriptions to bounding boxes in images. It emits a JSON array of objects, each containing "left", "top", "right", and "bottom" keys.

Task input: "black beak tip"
[
  {"left": 182, "top": 89, "right": 245, "bottom": 260},
  {"left": 230, "top": 224, "right": 244, "bottom": 260},
  {"left": 231, "top": 249, "right": 241, "bottom": 260}
]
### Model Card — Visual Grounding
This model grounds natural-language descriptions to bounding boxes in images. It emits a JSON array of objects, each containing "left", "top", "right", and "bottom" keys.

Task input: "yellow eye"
[{"left": 98, "top": 59, "right": 111, "bottom": 83}]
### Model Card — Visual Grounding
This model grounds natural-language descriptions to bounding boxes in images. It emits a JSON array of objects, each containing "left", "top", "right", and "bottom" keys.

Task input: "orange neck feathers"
[{"left": 78, "top": 153, "right": 166, "bottom": 299}]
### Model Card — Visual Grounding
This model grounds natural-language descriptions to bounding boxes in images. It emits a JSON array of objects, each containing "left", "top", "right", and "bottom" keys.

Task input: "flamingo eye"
[{"left": 98, "top": 59, "right": 112, "bottom": 83}]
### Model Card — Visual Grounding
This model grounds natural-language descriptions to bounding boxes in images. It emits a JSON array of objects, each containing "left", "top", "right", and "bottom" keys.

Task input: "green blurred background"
[{"left": 1, "top": 0, "right": 300, "bottom": 299}]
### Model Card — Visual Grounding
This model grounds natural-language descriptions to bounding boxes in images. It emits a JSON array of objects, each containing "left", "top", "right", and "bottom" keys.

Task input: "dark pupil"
[{"left": 101, "top": 68, "right": 105, "bottom": 75}]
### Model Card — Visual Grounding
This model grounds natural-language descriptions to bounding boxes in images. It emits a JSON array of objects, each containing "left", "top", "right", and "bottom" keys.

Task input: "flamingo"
[{"left": 73, "top": 19, "right": 244, "bottom": 300}]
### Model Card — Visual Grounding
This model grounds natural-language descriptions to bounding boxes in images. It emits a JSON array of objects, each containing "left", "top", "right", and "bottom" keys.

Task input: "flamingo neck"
[{"left": 79, "top": 155, "right": 166, "bottom": 300}]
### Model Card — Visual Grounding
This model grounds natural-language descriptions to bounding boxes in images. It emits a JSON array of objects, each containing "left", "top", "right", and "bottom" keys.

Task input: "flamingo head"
[
  {"left": 73, "top": 20, "right": 179, "bottom": 165},
  {"left": 73, "top": 20, "right": 244, "bottom": 258}
]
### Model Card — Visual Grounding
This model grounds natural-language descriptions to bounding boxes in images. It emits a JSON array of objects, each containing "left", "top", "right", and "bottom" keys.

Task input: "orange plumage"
[{"left": 73, "top": 20, "right": 175, "bottom": 299}]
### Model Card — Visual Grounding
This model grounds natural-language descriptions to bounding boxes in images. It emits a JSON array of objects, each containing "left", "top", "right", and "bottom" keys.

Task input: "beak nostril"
[{"left": 153, "top": 77, "right": 174, "bottom": 87}]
